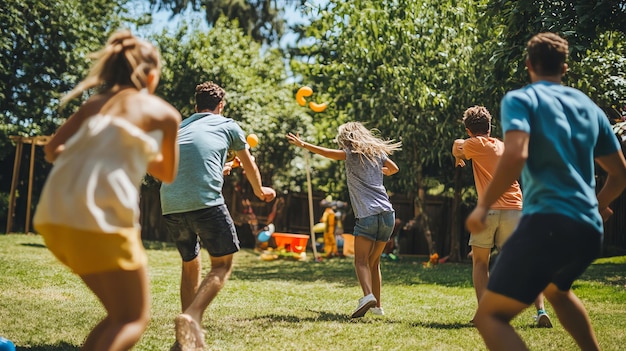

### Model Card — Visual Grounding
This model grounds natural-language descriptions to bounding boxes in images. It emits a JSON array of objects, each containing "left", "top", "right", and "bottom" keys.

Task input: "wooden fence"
[
  {"left": 139, "top": 183, "right": 473, "bottom": 258},
  {"left": 139, "top": 182, "right": 624, "bottom": 258}
]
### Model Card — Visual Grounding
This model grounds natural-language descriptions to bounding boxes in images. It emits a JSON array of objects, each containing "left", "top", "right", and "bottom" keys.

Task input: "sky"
[
  {"left": 127, "top": 0, "right": 326, "bottom": 49},
  {"left": 123, "top": 0, "right": 327, "bottom": 83}
]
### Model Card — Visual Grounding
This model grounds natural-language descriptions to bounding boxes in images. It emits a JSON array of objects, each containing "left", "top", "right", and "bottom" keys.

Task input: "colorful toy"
[
  {"left": 257, "top": 223, "right": 275, "bottom": 243},
  {"left": 295, "top": 86, "right": 313, "bottom": 106},
  {"left": 0, "top": 337, "right": 15, "bottom": 351},
  {"left": 296, "top": 86, "right": 328, "bottom": 112}
]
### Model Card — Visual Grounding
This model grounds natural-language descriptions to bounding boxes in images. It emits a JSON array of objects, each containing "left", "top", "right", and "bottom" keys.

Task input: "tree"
[
  {"left": 290, "top": 0, "right": 494, "bottom": 260},
  {"left": 150, "top": 17, "right": 313, "bottom": 193},
  {"left": 134, "top": 19, "right": 315, "bottom": 239},
  {"left": 0, "top": 0, "right": 129, "bottom": 232},
  {"left": 148, "top": 0, "right": 292, "bottom": 43},
  {"left": 486, "top": 0, "right": 626, "bottom": 92},
  {"left": 569, "top": 31, "right": 626, "bottom": 118}
]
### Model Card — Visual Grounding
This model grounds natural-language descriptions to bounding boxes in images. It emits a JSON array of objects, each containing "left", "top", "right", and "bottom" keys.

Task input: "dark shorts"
[
  {"left": 488, "top": 213, "right": 602, "bottom": 305},
  {"left": 163, "top": 204, "right": 240, "bottom": 261},
  {"left": 354, "top": 211, "right": 395, "bottom": 242}
]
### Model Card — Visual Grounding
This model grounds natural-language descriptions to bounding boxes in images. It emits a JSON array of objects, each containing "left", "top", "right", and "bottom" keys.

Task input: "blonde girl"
[
  {"left": 34, "top": 30, "right": 181, "bottom": 351},
  {"left": 287, "top": 121, "right": 401, "bottom": 318}
]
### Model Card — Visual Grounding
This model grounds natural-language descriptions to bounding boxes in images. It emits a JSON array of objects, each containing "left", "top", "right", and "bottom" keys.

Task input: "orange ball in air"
[{"left": 247, "top": 134, "right": 259, "bottom": 148}]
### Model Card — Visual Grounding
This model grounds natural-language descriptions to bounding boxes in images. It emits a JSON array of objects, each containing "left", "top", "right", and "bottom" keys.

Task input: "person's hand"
[
  {"left": 382, "top": 167, "right": 392, "bottom": 176},
  {"left": 286, "top": 132, "right": 304, "bottom": 147},
  {"left": 466, "top": 206, "right": 488, "bottom": 233},
  {"left": 255, "top": 186, "right": 276, "bottom": 202},
  {"left": 452, "top": 139, "right": 465, "bottom": 167},
  {"left": 223, "top": 161, "right": 234, "bottom": 176},
  {"left": 600, "top": 206, "right": 614, "bottom": 222}
]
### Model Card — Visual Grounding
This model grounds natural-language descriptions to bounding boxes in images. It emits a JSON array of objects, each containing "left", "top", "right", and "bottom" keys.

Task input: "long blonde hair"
[
  {"left": 335, "top": 122, "right": 402, "bottom": 164},
  {"left": 60, "top": 30, "right": 161, "bottom": 106}
]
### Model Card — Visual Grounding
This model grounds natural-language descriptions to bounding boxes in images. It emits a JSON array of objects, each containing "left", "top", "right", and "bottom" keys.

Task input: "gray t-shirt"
[
  {"left": 344, "top": 148, "right": 394, "bottom": 218},
  {"left": 160, "top": 112, "right": 247, "bottom": 214}
]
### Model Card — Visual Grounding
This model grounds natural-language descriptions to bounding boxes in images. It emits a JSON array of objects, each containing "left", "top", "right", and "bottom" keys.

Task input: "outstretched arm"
[
  {"left": 286, "top": 132, "right": 346, "bottom": 160},
  {"left": 236, "top": 147, "right": 276, "bottom": 203}
]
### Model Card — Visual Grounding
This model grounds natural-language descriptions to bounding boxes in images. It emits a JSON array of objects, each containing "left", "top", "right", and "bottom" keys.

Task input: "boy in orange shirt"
[{"left": 453, "top": 106, "right": 551, "bottom": 327}]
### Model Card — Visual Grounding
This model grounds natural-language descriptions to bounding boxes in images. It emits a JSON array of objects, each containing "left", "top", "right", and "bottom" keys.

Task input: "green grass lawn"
[{"left": 1, "top": 233, "right": 625, "bottom": 351}]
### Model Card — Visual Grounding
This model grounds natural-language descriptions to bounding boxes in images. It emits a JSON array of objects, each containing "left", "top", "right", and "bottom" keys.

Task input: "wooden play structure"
[{"left": 5, "top": 135, "right": 51, "bottom": 234}]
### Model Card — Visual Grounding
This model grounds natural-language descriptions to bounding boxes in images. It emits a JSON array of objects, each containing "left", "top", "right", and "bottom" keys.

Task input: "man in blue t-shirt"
[
  {"left": 161, "top": 81, "right": 276, "bottom": 350},
  {"left": 466, "top": 32, "right": 626, "bottom": 350}
]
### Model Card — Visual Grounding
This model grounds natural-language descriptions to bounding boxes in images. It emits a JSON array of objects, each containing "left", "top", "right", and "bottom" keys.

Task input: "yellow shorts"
[{"left": 35, "top": 223, "right": 147, "bottom": 275}]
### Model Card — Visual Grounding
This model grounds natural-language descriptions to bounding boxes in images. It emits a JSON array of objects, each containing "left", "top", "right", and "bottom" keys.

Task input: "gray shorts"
[
  {"left": 354, "top": 211, "right": 395, "bottom": 242},
  {"left": 163, "top": 204, "right": 240, "bottom": 261},
  {"left": 468, "top": 209, "right": 521, "bottom": 249}
]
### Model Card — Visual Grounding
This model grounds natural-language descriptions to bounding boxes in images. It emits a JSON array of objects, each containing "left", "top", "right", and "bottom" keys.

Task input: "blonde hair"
[
  {"left": 60, "top": 30, "right": 161, "bottom": 106},
  {"left": 335, "top": 122, "right": 401, "bottom": 164}
]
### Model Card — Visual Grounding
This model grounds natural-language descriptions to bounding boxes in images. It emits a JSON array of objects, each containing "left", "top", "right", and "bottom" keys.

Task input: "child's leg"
[
  {"left": 543, "top": 283, "right": 599, "bottom": 351},
  {"left": 368, "top": 241, "right": 387, "bottom": 307},
  {"left": 474, "top": 290, "right": 529, "bottom": 351},
  {"left": 80, "top": 266, "right": 150, "bottom": 351},
  {"left": 353, "top": 236, "right": 376, "bottom": 296},
  {"left": 471, "top": 246, "right": 492, "bottom": 303}
]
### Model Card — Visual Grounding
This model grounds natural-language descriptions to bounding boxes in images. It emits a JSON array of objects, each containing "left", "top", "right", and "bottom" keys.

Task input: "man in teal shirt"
[
  {"left": 161, "top": 81, "right": 275, "bottom": 350},
  {"left": 466, "top": 32, "right": 626, "bottom": 350}
]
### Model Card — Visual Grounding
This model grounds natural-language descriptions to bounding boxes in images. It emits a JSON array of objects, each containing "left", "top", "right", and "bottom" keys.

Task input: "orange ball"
[{"left": 247, "top": 134, "right": 259, "bottom": 148}]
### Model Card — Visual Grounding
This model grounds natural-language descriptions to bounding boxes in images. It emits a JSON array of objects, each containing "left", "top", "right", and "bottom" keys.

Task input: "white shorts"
[{"left": 468, "top": 209, "right": 522, "bottom": 250}]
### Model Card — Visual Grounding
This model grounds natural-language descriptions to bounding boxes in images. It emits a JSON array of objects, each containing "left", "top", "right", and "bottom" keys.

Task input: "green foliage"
[
  {"left": 485, "top": 0, "right": 626, "bottom": 94},
  {"left": 0, "top": 0, "right": 130, "bottom": 232},
  {"left": 569, "top": 32, "right": 626, "bottom": 116},
  {"left": 0, "top": 0, "right": 128, "bottom": 137},
  {"left": 291, "top": 0, "right": 490, "bottom": 198},
  {"left": 152, "top": 18, "right": 313, "bottom": 192}
]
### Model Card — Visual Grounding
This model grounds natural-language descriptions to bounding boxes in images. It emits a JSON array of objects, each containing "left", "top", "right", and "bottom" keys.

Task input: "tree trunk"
[{"left": 447, "top": 166, "right": 463, "bottom": 262}]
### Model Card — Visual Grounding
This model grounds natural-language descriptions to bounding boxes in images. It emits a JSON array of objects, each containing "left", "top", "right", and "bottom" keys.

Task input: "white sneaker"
[
  {"left": 536, "top": 311, "right": 553, "bottom": 328},
  {"left": 351, "top": 293, "right": 377, "bottom": 318},
  {"left": 370, "top": 307, "right": 384, "bottom": 315}
]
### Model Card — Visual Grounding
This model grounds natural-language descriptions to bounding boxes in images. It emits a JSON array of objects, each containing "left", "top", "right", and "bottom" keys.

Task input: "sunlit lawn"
[{"left": 0, "top": 233, "right": 624, "bottom": 350}]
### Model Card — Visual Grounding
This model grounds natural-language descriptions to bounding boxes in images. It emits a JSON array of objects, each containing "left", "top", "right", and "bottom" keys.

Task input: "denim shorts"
[
  {"left": 163, "top": 204, "right": 240, "bottom": 261},
  {"left": 488, "top": 213, "right": 602, "bottom": 305},
  {"left": 353, "top": 211, "right": 395, "bottom": 242}
]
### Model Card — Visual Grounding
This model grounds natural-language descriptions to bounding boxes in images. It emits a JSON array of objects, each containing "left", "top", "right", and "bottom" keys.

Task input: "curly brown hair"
[
  {"left": 462, "top": 106, "right": 492, "bottom": 135},
  {"left": 526, "top": 32, "right": 568, "bottom": 76},
  {"left": 195, "top": 81, "right": 225, "bottom": 111}
]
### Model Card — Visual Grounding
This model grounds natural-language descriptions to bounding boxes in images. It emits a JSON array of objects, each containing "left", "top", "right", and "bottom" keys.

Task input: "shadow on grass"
[
  {"left": 253, "top": 311, "right": 349, "bottom": 323},
  {"left": 582, "top": 262, "right": 626, "bottom": 286},
  {"left": 409, "top": 321, "right": 475, "bottom": 329},
  {"left": 248, "top": 310, "right": 404, "bottom": 324},
  {"left": 247, "top": 312, "right": 474, "bottom": 329},
  {"left": 231, "top": 253, "right": 474, "bottom": 289},
  {"left": 19, "top": 242, "right": 47, "bottom": 249},
  {"left": 16, "top": 342, "right": 79, "bottom": 351}
]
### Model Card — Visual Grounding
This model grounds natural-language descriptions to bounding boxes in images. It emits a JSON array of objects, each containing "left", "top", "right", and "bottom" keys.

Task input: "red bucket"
[{"left": 272, "top": 233, "right": 309, "bottom": 253}]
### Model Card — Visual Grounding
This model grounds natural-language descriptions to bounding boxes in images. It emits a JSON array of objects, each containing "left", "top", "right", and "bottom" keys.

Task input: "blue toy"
[{"left": 0, "top": 337, "right": 15, "bottom": 351}]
